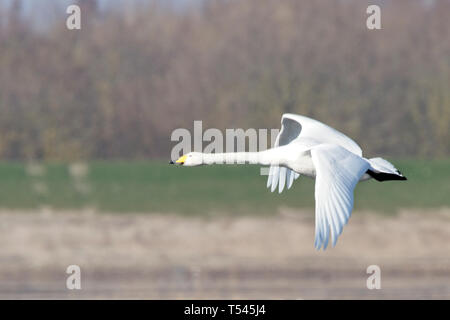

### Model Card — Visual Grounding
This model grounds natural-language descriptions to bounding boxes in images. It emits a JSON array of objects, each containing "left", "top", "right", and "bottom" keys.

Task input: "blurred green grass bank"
[{"left": 0, "top": 159, "right": 448, "bottom": 215}]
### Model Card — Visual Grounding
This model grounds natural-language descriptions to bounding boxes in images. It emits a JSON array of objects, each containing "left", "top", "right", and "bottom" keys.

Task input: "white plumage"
[{"left": 173, "top": 114, "right": 407, "bottom": 250}]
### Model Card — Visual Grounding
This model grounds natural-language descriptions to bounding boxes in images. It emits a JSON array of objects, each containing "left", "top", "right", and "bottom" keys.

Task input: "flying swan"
[{"left": 171, "top": 114, "right": 407, "bottom": 250}]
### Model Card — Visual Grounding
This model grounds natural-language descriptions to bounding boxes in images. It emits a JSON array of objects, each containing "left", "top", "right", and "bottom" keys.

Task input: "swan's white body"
[{"left": 174, "top": 114, "right": 406, "bottom": 250}]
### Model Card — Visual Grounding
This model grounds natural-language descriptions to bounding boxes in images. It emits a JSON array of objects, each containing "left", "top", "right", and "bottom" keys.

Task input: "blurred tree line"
[{"left": 0, "top": 0, "right": 449, "bottom": 160}]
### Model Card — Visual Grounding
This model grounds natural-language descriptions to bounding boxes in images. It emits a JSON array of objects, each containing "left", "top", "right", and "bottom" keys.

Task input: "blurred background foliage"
[{"left": 0, "top": 0, "right": 449, "bottom": 161}]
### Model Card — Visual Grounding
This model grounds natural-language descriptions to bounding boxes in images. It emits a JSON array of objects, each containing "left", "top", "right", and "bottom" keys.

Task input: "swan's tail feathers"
[{"left": 367, "top": 157, "right": 407, "bottom": 181}]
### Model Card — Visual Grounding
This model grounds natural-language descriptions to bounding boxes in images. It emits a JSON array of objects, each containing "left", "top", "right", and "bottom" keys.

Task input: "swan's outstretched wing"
[
  {"left": 282, "top": 114, "right": 363, "bottom": 156},
  {"left": 267, "top": 113, "right": 362, "bottom": 193},
  {"left": 311, "top": 144, "right": 370, "bottom": 250}
]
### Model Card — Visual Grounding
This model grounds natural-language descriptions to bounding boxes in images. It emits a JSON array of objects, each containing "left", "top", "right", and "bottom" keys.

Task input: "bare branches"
[{"left": 0, "top": 0, "right": 448, "bottom": 160}]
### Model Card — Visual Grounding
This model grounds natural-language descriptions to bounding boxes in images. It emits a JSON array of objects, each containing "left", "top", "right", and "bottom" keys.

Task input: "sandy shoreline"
[{"left": 0, "top": 208, "right": 449, "bottom": 299}]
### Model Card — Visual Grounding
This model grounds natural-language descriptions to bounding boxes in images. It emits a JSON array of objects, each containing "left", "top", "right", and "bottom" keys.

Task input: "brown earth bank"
[{"left": 0, "top": 208, "right": 449, "bottom": 299}]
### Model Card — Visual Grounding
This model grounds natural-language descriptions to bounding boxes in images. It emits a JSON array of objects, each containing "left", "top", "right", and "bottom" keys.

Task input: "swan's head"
[{"left": 171, "top": 152, "right": 203, "bottom": 166}]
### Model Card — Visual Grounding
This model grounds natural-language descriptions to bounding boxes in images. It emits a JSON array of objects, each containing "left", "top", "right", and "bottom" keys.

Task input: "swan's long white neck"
[{"left": 200, "top": 148, "right": 286, "bottom": 166}]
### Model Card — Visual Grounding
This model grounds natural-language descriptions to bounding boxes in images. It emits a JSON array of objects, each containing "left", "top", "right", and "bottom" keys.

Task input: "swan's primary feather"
[
  {"left": 267, "top": 115, "right": 301, "bottom": 192},
  {"left": 270, "top": 165, "right": 280, "bottom": 192}
]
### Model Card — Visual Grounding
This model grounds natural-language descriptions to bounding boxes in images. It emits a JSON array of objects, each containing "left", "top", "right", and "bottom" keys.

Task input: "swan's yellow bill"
[{"left": 176, "top": 155, "right": 187, "bottom": 164}]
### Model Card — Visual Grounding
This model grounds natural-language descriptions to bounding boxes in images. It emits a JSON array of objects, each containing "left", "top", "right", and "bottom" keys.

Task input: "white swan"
[{"left": 171, "top": 114, "right": 406, "bottom": 250}]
